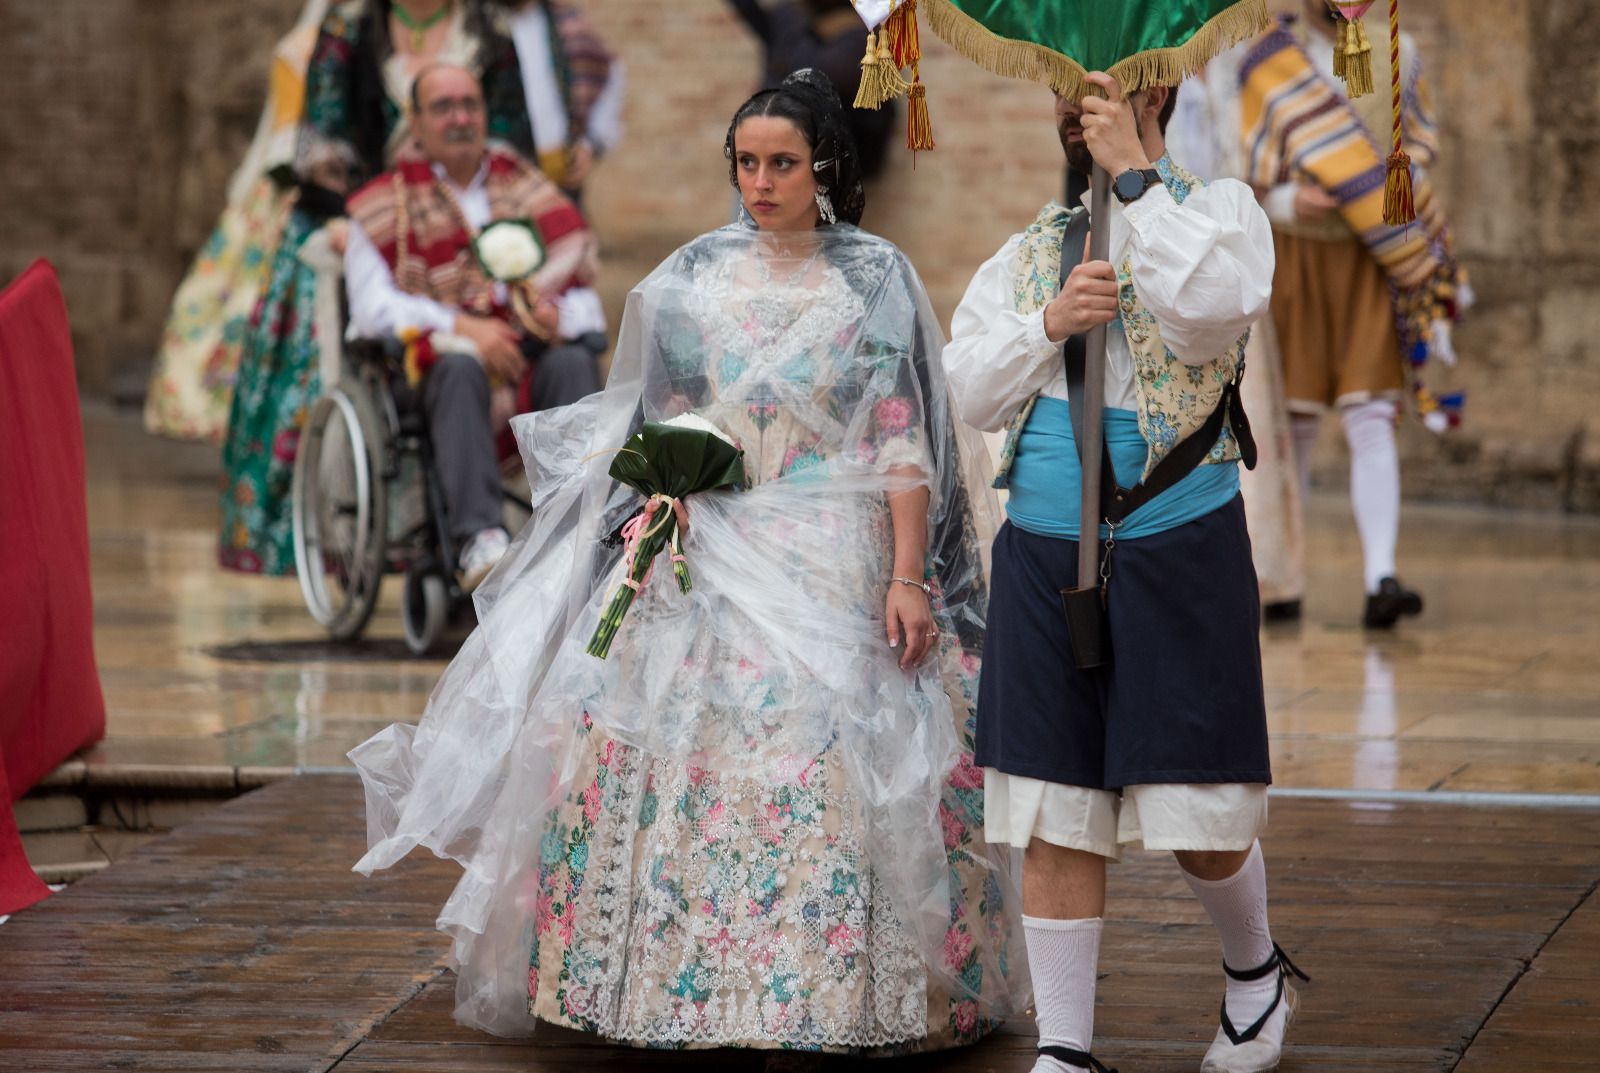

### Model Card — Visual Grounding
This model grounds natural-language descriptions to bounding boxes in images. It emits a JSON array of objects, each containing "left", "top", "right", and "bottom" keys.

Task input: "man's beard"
[{"left": 1059, "top": 122, "right": 1094, "bottom": 176}]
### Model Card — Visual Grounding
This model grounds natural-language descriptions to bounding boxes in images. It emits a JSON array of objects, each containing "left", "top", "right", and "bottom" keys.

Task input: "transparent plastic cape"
[{"left": 352, "top": 223, "right": 1028, "bottom": 1042}]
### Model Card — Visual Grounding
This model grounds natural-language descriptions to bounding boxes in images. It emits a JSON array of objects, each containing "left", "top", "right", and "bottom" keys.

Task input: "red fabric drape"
[{"left": 0, "top": 259, "right": 106, "bottom": 913}]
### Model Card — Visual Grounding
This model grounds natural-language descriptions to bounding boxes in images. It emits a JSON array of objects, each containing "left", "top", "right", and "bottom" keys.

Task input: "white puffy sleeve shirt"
[{"left": 942, "top": 177, "right": 1274, "bottom": 432}]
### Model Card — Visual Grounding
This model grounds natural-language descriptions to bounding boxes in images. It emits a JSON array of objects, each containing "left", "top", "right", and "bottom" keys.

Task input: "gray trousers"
[{"left": 424, "top": 343, "right": 600, "bottom": 546}]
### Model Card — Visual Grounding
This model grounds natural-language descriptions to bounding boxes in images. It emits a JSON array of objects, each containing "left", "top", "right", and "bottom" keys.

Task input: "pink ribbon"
[{"left": 619, "top": 494, "right": 680, "bottom": 592}]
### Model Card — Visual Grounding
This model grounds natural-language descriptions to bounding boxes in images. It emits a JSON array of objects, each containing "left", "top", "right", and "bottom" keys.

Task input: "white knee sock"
[
  {"left": 1024, "top": 915, "right": 1102, "bottom": 1072},
  {"left": 1181, "top": 842, "right": 1278, "bottom": 1031},
  {"left": 1289, "top": 414, "right": 1321, "bottom": 505},
  {"left": 1341, "top": 400, "right": 1401, "bottom": 593}
]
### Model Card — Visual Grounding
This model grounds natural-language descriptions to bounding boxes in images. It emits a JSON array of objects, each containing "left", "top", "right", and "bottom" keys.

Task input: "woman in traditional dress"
[
  {"left": 351, "top": 69, "right": 1025, "bottom": 1052},
  {"left": 488, "top": 0, "right": 624, "bottom": 198},
  {"left": 143, "top": 0, "right": 333, "bottom": 444},
  {"left": 219, "top": 0, "right": 536, "bottom": 574}
]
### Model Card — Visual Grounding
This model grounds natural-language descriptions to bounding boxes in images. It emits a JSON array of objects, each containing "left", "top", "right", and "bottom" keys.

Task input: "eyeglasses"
[{"left": 423, "top": 96, "right": 484, "bottom": 119}]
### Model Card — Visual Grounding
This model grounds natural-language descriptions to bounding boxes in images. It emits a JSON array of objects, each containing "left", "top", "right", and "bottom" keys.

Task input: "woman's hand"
[{"left": 886, "top": 582, "right": 937, "bottom": 669}]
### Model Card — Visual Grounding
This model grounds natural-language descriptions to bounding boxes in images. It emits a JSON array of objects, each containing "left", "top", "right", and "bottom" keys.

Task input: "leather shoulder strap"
[{"left": 1057, "top": 208, "right": 1092, "bottom": 463}]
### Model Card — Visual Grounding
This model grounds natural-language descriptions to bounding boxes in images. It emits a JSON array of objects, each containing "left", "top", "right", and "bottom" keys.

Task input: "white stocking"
[
  {"left": 1182, "top": 842, "right": 1278, "bottom": 1031},
  {"left": 1024, "top": 915, "right": 1102, "bottom": 1072},
  {"left": 1288, "top": 413, "right": 1320, "bottom": 506},
  {"left": 1341, "top": 399, "right": 1401, "bottom": 592}
]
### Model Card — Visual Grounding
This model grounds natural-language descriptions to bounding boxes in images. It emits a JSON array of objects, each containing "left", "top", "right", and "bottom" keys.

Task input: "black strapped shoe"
[
  {"left": 1220, "top": 943, "right": 1309, "bottom": 1045},
  {"left": 1038, "top": 1045, "right": 1118, "bottom": 1073},
  {"left": 1200, "top": 943, "right": 1310, "bottom": 1073}
]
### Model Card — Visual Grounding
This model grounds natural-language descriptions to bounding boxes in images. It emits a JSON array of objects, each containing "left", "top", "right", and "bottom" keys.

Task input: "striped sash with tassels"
[{"left": 1239, "top": 17, "right": 1467, "bottom": 427}]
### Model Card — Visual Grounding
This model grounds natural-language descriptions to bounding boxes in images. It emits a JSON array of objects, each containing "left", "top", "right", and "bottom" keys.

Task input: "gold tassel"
[
  {"left": 1341, "top": 18, "right": 1375, "bottom": 97},
  {"left": 1332, "top": 17, "right": 1348, "bottom": 78},
  {"left": 853, "top": 31, "right": 883, "bottom": 109},
  {"left": 887, "top": 0, "right": 921, "bottom": 68},
  {"left": 1381, "top": 0, "right": 1415, "bottom": 225},
  {"left": 876, "top": 28, "right": 908, "bottom": 100},
  {"left": 906, "top": 68, "right": 934, "bottom": 152},
  {"left": 1383, "top": 149, "right": 1414, "bottom": 226},
  {"left": 852, "top": 30, "right": 905, "bottom": 110}
]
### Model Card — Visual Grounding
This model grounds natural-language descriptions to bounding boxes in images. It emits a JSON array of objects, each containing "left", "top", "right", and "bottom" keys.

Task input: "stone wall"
[
  {"left": 2, "top": 0, "right": 1597, "bottom": 511},
  {"left": 0, "top": 0, "right": 307, "bottom": 393}
]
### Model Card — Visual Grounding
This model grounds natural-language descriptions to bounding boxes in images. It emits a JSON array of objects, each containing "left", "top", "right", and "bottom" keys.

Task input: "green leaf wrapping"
[{"left": 585, "top": 422, "right": 746, "bottom": 659}]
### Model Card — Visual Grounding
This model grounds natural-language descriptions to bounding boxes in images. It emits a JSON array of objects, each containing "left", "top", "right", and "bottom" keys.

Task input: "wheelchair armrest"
[
  {"left": 345, "top": 333, "right": 482, "bottom": 375},
  {"left": 346, "top": 337, "right": 400, "bottom": 364}
]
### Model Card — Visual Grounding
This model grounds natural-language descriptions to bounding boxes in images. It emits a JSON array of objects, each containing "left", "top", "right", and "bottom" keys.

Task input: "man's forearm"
[{"left": 345, "top": 221, "right": 458, "bottom": 338}]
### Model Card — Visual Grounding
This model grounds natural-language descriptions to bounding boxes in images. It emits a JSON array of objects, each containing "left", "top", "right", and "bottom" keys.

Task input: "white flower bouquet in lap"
[{"left": 472, "top": 219, "right": 551, "bottom": 339}]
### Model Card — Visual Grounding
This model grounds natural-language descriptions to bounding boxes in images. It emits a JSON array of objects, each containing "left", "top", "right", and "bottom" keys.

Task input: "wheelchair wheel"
[
  {"left": 401, "top": 567, "right": 449, "bottom": 656},
  {"left": 291, "top": 386, "right": 388, "bottom": 641}
]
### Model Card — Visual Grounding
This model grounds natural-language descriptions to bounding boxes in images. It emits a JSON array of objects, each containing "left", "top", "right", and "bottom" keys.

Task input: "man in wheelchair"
[{"left": 343, "top": 63, "right": 602, "bottom": 590}]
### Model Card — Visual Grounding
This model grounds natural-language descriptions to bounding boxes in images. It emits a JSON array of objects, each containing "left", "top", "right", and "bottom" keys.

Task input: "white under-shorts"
[{"left": 983, "top": 772, "right": 1268, "bottom": 860}]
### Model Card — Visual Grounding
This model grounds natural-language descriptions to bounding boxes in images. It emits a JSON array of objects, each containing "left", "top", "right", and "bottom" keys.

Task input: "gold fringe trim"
[{"left": 922, "top": 0, "right": 1270, "bottom": 100}]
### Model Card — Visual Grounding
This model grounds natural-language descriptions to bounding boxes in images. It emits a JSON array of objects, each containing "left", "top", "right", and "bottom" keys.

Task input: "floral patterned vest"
[{"left": 990, "top": 156, "right": 1248, "bottom": 489}]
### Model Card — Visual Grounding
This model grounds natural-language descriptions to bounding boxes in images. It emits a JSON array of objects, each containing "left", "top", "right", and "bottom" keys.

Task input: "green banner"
[{"left": 925, "top": 0, "right": 1269, "bottom": 98}]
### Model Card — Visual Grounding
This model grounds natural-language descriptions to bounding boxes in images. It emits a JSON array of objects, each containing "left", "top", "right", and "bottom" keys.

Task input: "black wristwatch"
[{"left": 1112, "top": 167, "right": 1162, "bottom": 205}]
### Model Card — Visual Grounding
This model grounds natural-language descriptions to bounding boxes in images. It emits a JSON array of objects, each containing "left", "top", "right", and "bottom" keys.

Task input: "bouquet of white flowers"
[
  {"left": 473, "top": 219, "right": 546, "bottom": 280},
  {"left": 586, "top": 414, "right": 746, "bottom": 659},
  {"left": 472, "top": 219, "right": 551, "bottom": 339}
]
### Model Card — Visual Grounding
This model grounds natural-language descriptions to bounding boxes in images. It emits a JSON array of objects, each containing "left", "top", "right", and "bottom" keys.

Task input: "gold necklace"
[{"left": 393, "top": 1, "right": 451, "bottom": 53}]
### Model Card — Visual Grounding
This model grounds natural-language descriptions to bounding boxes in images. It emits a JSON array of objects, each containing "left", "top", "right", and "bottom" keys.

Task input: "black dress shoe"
[
  {"left": 1262, "top": 598, "right": 1303, "bottom": 623},
  {"left": 1362, "top": 577, "right": 1424, "bottom": 628}
]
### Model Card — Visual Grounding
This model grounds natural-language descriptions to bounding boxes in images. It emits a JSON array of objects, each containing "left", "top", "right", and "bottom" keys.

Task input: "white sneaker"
[{"left": 457, "top": 527, "right": 509, "bottom": 591}]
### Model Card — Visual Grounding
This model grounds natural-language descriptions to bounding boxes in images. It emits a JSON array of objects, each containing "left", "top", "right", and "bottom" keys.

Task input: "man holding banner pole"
[{"left": 943, "top": 70, "right": 1304, "bottom": 1073}]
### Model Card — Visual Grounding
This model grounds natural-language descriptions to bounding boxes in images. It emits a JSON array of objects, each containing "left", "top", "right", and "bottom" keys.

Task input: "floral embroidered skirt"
[
  {"left": 528, "top": 689, "right": 1014, "bottom": 1053},
  {"left": 218, "top": 208, "right": 323, "bottom": 575},
  {"left": 144, "top": 176, "right": 294, "bottom": 445}
]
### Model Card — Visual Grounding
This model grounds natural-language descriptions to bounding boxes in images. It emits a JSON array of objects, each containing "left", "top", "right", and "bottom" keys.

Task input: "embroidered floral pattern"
[
  {"left": 527, "top": 248, "right": 1012, "bottom": 1053},
  {"left": 530, "top": 695, "right": 1004, "bottom": 1052}
]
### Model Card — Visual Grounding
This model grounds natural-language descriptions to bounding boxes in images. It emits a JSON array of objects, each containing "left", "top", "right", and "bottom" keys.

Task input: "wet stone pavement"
[{"left": 77, "top": 404, "right": 1600, "bottom": 797}]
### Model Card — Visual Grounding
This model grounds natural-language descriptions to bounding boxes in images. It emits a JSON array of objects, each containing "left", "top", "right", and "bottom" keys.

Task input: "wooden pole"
[{"left": 1076, "top": 163, "right": 1111, "bottom": 592}]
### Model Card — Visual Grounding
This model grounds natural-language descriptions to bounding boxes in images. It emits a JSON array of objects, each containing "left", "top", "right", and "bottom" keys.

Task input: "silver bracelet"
[{"left": 891, "top": 576, "right": 931, "bottom": 595}]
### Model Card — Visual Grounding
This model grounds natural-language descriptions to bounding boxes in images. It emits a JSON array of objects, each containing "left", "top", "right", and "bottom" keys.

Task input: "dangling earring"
[{"left": 814, "top": 187, "right": 837, "bottom": 225}]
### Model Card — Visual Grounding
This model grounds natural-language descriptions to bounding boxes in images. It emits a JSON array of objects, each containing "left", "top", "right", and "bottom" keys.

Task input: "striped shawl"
[
  {"left": 1239, "top": 16, "right": 1465, "bottom": 362},
  {"left": 346, "top": 141, "right": 596, "bottom": 317}
]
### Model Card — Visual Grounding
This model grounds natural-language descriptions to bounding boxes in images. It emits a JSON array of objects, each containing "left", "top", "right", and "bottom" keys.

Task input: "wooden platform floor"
[{"left": 4, "top": 775, "right": 1598, "bottom": 1073}]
